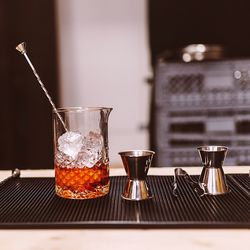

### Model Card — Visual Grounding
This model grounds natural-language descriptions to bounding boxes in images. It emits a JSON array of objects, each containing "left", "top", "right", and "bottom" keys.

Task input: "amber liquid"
[{"left": 55, "top": 163, "right": 109, "bottom": 199}]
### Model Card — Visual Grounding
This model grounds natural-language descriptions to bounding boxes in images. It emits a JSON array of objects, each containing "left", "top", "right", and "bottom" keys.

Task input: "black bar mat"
[
  {"left": 0, "top": 175, "right": 249, "bottom": 229},
  {"left": 228, "top": 174, "right": 250, "bottom": 194}
]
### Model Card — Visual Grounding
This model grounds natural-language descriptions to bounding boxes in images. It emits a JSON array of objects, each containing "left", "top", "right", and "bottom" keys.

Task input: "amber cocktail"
[{"left": 55, "top": 163, "right": 109, "bottom": 199}]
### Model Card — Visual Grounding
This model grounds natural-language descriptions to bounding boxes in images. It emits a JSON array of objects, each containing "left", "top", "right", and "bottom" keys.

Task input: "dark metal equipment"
[{"left": 152, "top": 44, "right": 250, "bottom": 167}]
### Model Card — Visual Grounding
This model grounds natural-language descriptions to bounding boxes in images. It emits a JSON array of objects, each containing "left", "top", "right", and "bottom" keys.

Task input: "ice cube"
[
  {"left": 77, "top": 131, "right": 103, "bottom": 168},
  {"left": 55, "top": 150, "right": 74, "bottom": 168},
  {"left": 58, "top": 131, "right": 83, "bottom": 159},
  {"left": 56, "top": 131, "right": 104, "bottom": 168}
]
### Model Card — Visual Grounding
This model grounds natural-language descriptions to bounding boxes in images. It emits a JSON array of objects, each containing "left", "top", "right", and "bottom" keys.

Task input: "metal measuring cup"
[
  {"left": 119, "top": 150, "right": 155, "bottom": 201},
  {"left": 197, "top": 145, "right": 230, "bottom": 195}
]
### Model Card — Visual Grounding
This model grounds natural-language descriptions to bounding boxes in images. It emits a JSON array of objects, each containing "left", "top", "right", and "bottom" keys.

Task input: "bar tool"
[
  {"left": 197, "top": 146, "right": 230, "bottom": 195},
  {"left": 119, "top": 150, "right": 155, "bottom": 201},
  {"left": 173, "top": 168, "right": 205, "bottom": 197},
  {"left": 0, "top": 168, "right": 20, "bottom": 186},
  {"left": 15, "top": 42, "right": 67, "bottom": 132}
]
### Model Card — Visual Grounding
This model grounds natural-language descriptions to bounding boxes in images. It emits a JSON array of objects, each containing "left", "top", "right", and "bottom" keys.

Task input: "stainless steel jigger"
[
  {"left": 119, "top": 150, "right": 155, "bottom": 201},
  {"left": 197, "top": 146, "right": 229, "bottom": 195}
]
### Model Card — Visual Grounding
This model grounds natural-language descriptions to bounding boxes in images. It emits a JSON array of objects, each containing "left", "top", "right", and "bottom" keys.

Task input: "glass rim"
[{"left": 53, "top": 107, "right": 113, "bottom": 113}]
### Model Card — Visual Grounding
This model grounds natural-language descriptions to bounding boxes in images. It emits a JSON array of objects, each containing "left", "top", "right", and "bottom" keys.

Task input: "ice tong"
[{"left": 173, "top": 167, "right": 205, "bottom": 197}]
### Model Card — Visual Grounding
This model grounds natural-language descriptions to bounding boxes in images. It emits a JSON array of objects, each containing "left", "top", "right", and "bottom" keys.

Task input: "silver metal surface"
[
  {"left": 172, "top": 168, "right": 178, "bottom": 197},
  {"left": 15, "top": 42, "right": 67, "bottom": 132},
  {"left": 197, "top": 146, "right": 230, "bottom": 195},
  {"left": 0, "top": 168, "right": 20, "bottom": 185},
  {"left": 15, "top": 42, "right": 26, "bottom": 54},
  {"left": 119, "top": 150, "right": 155, "bottom": 201},
  {"left": 121, "top": 180, "right": 152, "bottom": 201},
  {"left": 173, "top": 168, "right": 205, "bottom": 197}
]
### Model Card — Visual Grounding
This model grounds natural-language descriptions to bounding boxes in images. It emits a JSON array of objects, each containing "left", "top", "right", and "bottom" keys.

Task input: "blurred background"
[{"left": 1, "top": 0, "right": 250, "bottom": 169}]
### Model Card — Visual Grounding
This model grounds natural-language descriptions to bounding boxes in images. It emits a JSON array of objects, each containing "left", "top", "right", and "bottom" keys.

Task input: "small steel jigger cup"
[
  {"left": 119, "top": 150, "right": 155, "bottom": 201},
  {"left": 197, "top": 146, "right": 230, "bottom": 195}
]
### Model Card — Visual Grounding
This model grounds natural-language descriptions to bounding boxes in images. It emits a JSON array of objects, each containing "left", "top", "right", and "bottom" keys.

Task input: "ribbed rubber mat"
[
  {"left": 228, "top": 174, "right": 250, "bottom": 194},
  {"left": 0, "top": 175, "right": 249, "bottom": 229}
]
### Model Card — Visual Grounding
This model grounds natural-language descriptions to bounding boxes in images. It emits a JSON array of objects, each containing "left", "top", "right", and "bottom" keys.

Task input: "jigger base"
[
  {"left": 121, "top": 180, "right": 153, "bottom": 201},
  {"left": 199, "top": 168, "right": 230, "bottom": 195}
]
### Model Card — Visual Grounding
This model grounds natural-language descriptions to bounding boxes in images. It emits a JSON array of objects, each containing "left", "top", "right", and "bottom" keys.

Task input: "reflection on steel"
[
  {"left": 119, "top": 150, "right": 155, "bottom": 201},
  {"left": 198, "top": 146, "right": 230, "bottom": 195},
  {"left": 15, "top": 42, "right": 26, "bottom": 54},
  {"left": 173, "top": 167, "right": 205, "bottom": 197}
]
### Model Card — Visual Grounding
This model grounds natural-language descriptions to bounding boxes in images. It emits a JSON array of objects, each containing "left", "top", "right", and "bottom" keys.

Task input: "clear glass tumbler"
[{"left": 53, "top": 107, "right": 112, "bottom": 199}]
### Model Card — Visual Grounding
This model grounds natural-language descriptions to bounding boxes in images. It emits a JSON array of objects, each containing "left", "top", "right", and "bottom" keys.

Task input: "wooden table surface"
[{"left": 0, "top": 166, "right": 249, "bottom": 250}]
